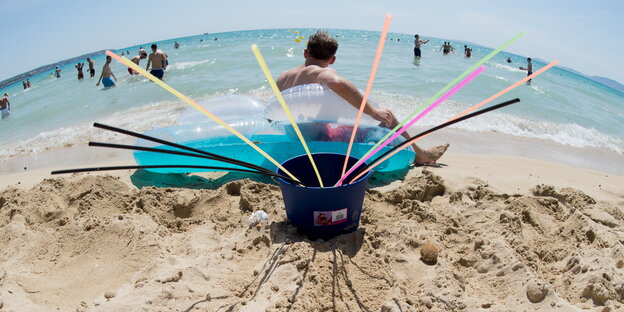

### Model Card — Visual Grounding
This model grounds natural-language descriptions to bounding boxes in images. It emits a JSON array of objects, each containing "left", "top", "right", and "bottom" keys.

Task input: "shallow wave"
[
  {"left": 0, "top": 101, "right": 187, "bottom": 161},
  {"left": 167, "top": 59, "right": 213, "bottom": 71},
  {"left": 489, "top": 62, "right": 525, "bottom": 73}
]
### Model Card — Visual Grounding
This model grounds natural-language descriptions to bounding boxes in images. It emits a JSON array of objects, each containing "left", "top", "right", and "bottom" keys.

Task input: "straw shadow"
[{"left": 129, "top": 169, "right": 276, "bottom": 190}]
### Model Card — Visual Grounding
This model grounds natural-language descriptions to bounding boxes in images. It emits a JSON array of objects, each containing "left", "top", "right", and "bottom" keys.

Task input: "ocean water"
[{"left": 1, "top": 28, "right": 623, "bottom": 163}]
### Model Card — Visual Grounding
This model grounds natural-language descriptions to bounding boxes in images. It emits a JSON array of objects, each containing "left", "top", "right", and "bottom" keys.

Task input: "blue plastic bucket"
[{"left": 276, "top": 153, "right": 371, "bottom": 239}]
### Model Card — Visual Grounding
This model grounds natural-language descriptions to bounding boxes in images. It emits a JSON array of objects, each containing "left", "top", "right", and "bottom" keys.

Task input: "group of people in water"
[{"left": 413, "top": 35, "right": 474, "bottom": 58}]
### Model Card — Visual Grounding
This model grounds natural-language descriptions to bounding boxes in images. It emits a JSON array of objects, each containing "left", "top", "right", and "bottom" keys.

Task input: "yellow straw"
[
  {"left": 105, "top": 50, "right": 302, "bottom": 184},
  {"left": 251, "top": 44, "right": 325, "bottom": 187}
]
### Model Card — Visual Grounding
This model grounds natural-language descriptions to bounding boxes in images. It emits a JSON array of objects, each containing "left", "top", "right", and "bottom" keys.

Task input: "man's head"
[
  {"left": 106, "top": 55, "right": 112, "bottom": 63},
  {"left": 415, "top": 34, "right": 419, "bottom": 39},
  {"left": 527, "top": 57, "right": 532, "bottom": 62},
  {"left": 3, "top": 93, "right": 8, "bottom": 97},
  {"left": 87, "top": 57, "right": 91, "bottom": 62},
  {"left": 305, "top": 31, "right": 338, "bottom": 61},
  {"left": 140, "top": 50, "right": 148, "bottom": 59},
  {"left": 151, "top": 44, "right": 157, "bottom": 52}
]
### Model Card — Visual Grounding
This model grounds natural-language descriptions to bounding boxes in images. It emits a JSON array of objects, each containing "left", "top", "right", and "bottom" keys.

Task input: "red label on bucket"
[{"left": 314, "top": 208, "right": 348, "bottom": 226}]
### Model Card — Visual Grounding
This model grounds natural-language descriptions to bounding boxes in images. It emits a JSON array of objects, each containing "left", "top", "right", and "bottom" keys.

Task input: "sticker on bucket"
[{"left": 314, "top": 208, "right": 348, "bottom": 226}]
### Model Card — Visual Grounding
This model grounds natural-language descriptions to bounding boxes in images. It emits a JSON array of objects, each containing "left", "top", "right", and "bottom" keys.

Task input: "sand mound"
[{"left": 0, "top": 171, "right": 622, "bottom": 311}]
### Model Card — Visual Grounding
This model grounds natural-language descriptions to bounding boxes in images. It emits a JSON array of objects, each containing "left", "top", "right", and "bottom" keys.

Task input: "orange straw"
[
  {"left": 340, "top": 13, "right": 392, "bottom": 178},
  {"left": 347, "top": 59, "right": 559, "bottom": 183}
]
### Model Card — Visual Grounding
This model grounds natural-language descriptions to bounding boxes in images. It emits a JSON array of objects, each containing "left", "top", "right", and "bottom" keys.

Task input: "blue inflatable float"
[{"left": 134, "top": 84, "right": 415, "bottom": 173}]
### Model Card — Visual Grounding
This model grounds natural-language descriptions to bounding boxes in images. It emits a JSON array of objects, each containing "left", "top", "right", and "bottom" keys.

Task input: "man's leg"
[{"left": 382, "top": 112, "right": 449, "bottom": 165}]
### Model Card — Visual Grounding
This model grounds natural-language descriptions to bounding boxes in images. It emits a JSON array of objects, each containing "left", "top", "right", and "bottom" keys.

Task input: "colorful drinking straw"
[
  {"left": 336, "top": 65, "right": 485, "bottom": 186},
  {"left": 346, "top": 60, "right": 558, "bottom": 183},
  {"left": 341, "top": 13, "right": 392, "bottom": 179},
  {"left": 339, "top": 32, "right": 524, "bottom": 182},
  {"left": 105, "top": 51, "right": 303, "bottom": 184},
  {"left": 251, "top": 45, "right": 325, "bottom": 187}
]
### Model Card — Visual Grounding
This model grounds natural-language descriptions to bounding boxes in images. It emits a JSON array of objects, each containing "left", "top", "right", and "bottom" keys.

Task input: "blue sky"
[{"left": 1, "top": 0, "right": 622, "bottom": 83}]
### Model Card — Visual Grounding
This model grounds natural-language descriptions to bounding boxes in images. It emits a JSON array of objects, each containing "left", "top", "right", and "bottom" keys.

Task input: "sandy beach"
[{"left": 1, "top": 135, "right": 623, "bottom": 311}]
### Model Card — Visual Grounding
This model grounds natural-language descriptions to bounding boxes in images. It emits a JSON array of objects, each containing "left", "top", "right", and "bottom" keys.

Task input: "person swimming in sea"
[
  {"left": 96, "top": 55, "right": 117, "bottom": 88},
  {"left": 146, "top": 44, "right": 167, "bottom": 79},
  {"left": 506, "top": 57, "right": 512, "bottom": 63},
  {"left": 174, "top": 41, "right": 180, "bottom": 49},
  {"left": 54, "top": 66, "right": 62, "bottom": 78},
  {"left": 276, "top": 30, "right": 449, "bottom": 165},
  {"left": 1, "top": 93, "right": 11, "bottom": 120}
]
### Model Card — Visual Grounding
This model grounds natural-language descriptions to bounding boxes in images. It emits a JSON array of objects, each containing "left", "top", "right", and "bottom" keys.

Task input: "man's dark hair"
[
  {"left": 306, "top": 31, "right": 338, "bottom": 60},
  {"left": 527, "top": 57, "right": 531, "bottom": 61},
  {"left": 151, "top": 44, "right": 157, "bottom": 49}
]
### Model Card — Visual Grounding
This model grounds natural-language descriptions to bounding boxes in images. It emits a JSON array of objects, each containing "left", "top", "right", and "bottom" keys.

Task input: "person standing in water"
[
  {"left": 520, "top": 57, "right": 533, "bottom": 83},
  {"left": 464, "top": 45, "right": 472, "bottom": 58},
  {"left": 128, "top": 50, "right": 148, "bottom": 75},
  {"left": 146, "top": 44, "right": 167, "bottom": 79},
  {"left": 1, "top": 93, "right": 11, "bottom": 120},
  {"left": 506, "top": 57, "right": 512, "bottom": 63},
  {"left": 277, "top": 30, "right": 449, "bottom": 165},
  {"left": 75, "top": 62, "right": 85, "bottom": 80},
  {"left": 86, "top": 58, "right": 96, "bottom": 78},
  {"left": 174, "top": 41, "right": 180, "bottom": 49},
  {"left": 54, "top": 66, "right": 62, "bottom": 78},
  {"left": 96, "top": 55, "right": 117, "bottom": 88},
  {"left": 26, "top": 79, "right": 31, "bottom": 88},
  {"left": 22, "top": 81, "right": 28, "bottom": 89},
  {"left": 413, "top": 34, "right": 429, "bottom": 58}
]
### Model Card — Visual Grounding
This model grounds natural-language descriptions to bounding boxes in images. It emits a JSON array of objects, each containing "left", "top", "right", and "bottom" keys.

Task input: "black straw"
[
  {"left": 351, "top": 98, "right": 521, "bottom": 179},
  {"left": 93, "top": 122, "right": 274, "bottom": 175},
  {"left": 51, "top": 164, "right": 300, "bottom": 185}
]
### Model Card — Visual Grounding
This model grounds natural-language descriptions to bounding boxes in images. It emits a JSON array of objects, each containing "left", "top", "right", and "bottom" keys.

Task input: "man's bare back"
[
  {"left": 276, "top": 30, "right": 449, "bottom": 165},
  {"left": 147, "top": 52, "right": 166, "bottom": 70}
]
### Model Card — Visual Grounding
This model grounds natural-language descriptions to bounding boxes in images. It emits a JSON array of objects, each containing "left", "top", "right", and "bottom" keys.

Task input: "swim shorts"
[
  {"left": 150, "top": 68, "right": 164, "bottom": 79},
  {"left": 89, "top": 69, "right": 95, "bottom": 77},
  {"left": 527, "top": 71, "right": 533, "bottom": 76},
  {"left": 102, "top": 77, "right": 115, "bottom": 88},
  {"left": 78, "top": 72, "right": 84, "bottom": 79},
  {"left": 1, "top": 108, "right": 10, "bottom": 120},
  {"left": 414, "top": 48, "right": 421, "bottom": 57}
]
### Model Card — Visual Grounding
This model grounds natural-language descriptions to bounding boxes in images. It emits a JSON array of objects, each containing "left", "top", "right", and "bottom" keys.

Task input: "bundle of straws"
[{"left": 53, "top": 14, "right": 559, "bottom": 188}]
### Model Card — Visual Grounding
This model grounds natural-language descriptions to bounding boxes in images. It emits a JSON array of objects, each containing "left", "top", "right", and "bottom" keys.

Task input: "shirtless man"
[
  {"left": 54, "top": 66, "right": 62, "bottom": 78},
  {"left": 519, "top": 57, "right": 533, "bottom": 83},
  {"left": 413, "top": 34, "right": 429, "bottom": 58},
  {"left": 96, "top": 55, "right": 117, "bottom": 88},
  {"left": 1, "top": 93, "right": 10, "bottom": 120},
  {"left": 86, "top": 58, "right": 96, "bottom": 78},
  {"left": 146, "top": 44, "right": 167, "bottom": 79},
  {"left": 276, "top": 31, "right": 448, "bottom": 165},
  {"left": 128, "top": 50, "right": 148, "bottom": 75}
]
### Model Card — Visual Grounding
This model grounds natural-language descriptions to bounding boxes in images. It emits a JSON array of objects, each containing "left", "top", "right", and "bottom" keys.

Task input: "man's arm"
[
  {"left": 96, "top": 67, "right": 104, "bottom": 86},
  {"left": 423, "top": 39, "right": 429, "bottom": 44},
  {"left": 146, "top": 56, "right": 152, "bottom": 71},
  {"left": 317, "top": 71, "right": 392, "bottom": 126},
  {"left": 162, "top": 53, "right": 167, "bottom": 69}
]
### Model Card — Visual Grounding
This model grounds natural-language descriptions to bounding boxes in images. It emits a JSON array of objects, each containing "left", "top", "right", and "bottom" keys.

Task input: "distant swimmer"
[
  {"left": 440, "top": 42, "right": 454, "bottom": 55},
  {"left": 1, "top": 93, "right": 10, "bottom": 120},
  {"left": 146, "top": 44, "right": 167, "bottom": 79},
  {"left": 121, "top": 52, "right": 125, "bottom": 56},
  {"left": 507, "top": 57, "right": 512, "bottom": 63},
  {"left": 199, "top": 39, "right": 204, "bottom": 42},
  {"left": 277, "top": 30, "right": 449, "bottom": 165},
  {"left": 413, "top": 34, "right": 429, "bottom": 58},
  {"left": 23, "top": 81, "right": 28, "bottom": 89},
  {"left": 26, "top": 79, "right": 31, "bottom": 88},
  {"left": 96, "top": 55, "right": 117, "bottom": 88},
  {"left": 128, "top": 50, "right": 148, "bottom": 75},
  {"left": 54, "top": 66, "right": 62, "bottom": 78},
  {"left": 174, "top": 41, "right": 180, "bottom": 49},
  {"left": 464, "top": 45, "right": 472, "bottom": 58},
  {"left": 214, "top": 37, "right": 218, "bottom": 41},
  {"left": 86, "top": 58, "right": 96, "bottom": 78},
  {"left": 519, "top": 57, "right": 533, "bottom": 83},
  {"left": 75, "top": 62, "right": 85, "bottom": 80}
]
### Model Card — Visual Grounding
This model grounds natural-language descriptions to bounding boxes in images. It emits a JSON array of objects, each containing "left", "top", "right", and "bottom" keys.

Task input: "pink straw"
[{"left": 336, "top": 65, "right": 485, "bottom": 186}]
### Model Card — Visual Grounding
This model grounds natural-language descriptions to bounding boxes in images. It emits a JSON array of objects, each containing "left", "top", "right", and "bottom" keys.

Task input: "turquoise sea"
[{"left": 1, "top": 28, "right": 623, "bottom": 163}]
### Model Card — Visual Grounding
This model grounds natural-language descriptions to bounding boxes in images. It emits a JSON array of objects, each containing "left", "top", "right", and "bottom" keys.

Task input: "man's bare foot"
[{"left": 414, "top": 143, "right": 449, "bottom": 166}]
